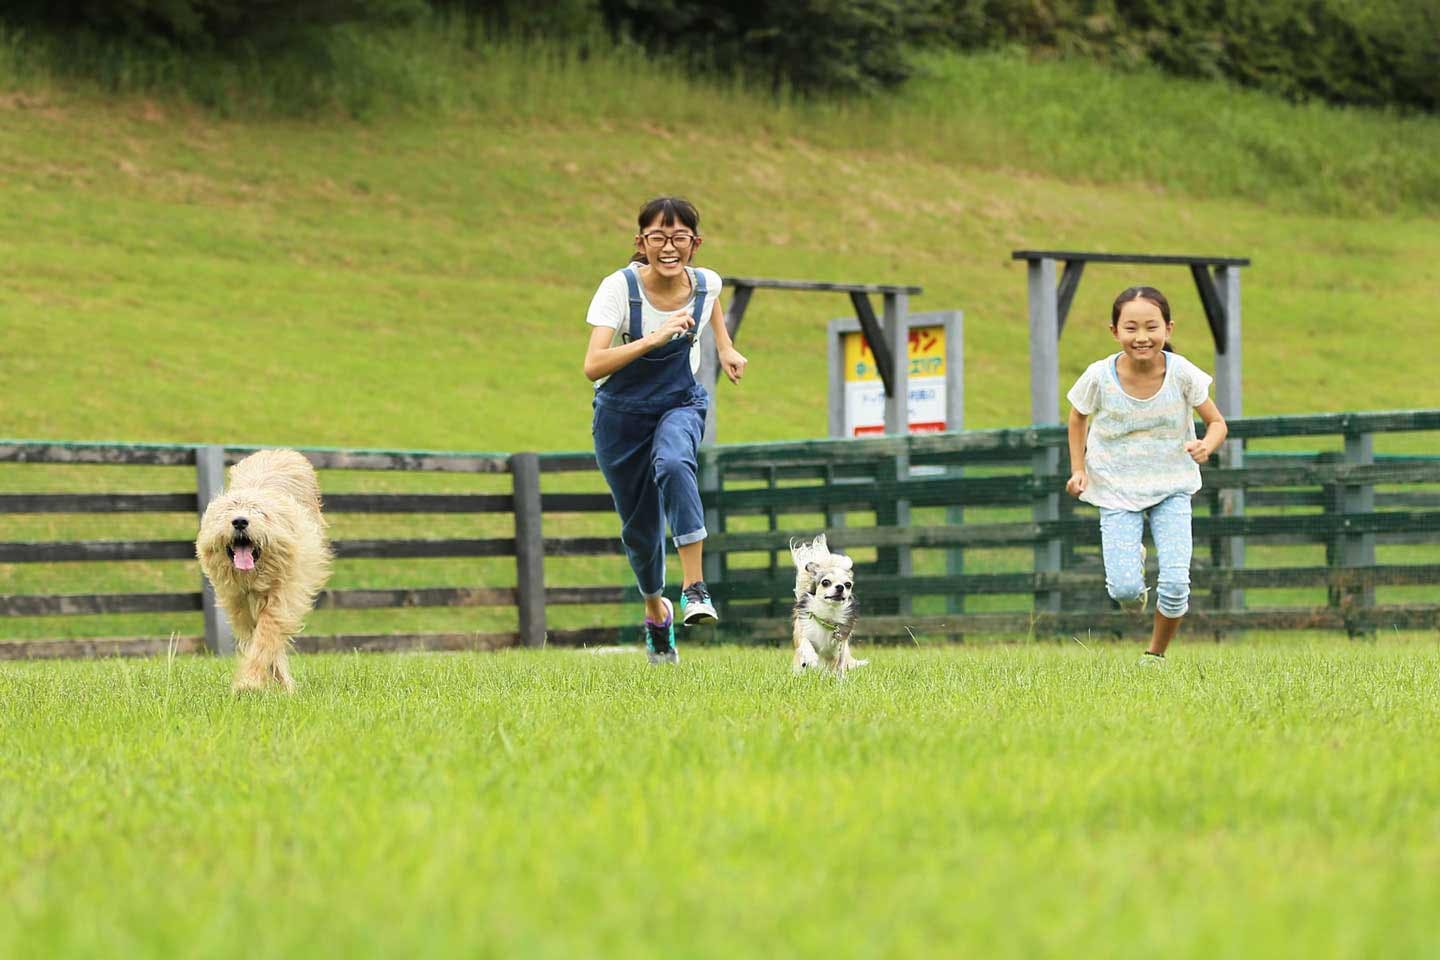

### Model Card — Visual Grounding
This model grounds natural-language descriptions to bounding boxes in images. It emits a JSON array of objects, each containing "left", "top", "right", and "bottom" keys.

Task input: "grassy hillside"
[{"left": 1, "top": 35, "right": 1438, "bottom": 456}]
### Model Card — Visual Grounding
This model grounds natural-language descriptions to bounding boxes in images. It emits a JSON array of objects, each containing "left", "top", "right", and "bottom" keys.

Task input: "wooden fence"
[
  {"left": 1, "top": 409, "right": 1437, "bottom": 658},
  {"left": 701, "top": 409, "right": 1440, "bottom": 642}
]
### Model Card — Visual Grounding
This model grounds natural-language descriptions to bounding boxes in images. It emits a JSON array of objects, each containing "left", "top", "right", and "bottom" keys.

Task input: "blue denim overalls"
[{"left": 592, "top": 265, "right": 711, "bottom": 598}]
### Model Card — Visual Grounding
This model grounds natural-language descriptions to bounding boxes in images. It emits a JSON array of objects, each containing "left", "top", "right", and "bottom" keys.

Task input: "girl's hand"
[
  {"left": 647, "top": 311, "right": 695, "bottom": 347},
  {"left": 1065, "top": 470, "right": 1087, "bottom": 497},
  {"left": 719, "top": 346, "right": 748, "bottom": 384},
  {"left": 1184, "top": 440, "right": 1211, "bottom": 464}
]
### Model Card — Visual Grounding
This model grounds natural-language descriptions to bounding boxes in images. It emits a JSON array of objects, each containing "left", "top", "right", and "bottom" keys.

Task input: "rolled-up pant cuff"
[
  {"left": 673, "top": 527, "right": 707, "bottom": 548},
  {"left": 1157, "top": 598, "right": 1189, "bottom": 618}
]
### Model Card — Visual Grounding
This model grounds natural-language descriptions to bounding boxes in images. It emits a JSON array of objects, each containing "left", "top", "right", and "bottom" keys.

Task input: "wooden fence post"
[
  {"left": 1342, "top": 430, "right": 1376, "bottom": 632},
  {"left": 894, "top": 447, "right": 913, "bottom": 617},
  {"left": 764, "top": 464, "right": 782, "bottom": 618},
  {"left": 195, "top": 445, "right": 235, "bottom": 655},
  {"left": 510, "top": 453, "right": 546, "bottom": 648},
  {"left": 944, "top": 310, "right": 965, "bottom": 620},
  {"left": 1211, "top": 267, "right": 1246, "bottom": 616},
  {"left": 1214, "top": 439, "right": 1246, "bottom": 617},
  {"left": 1026, "top": 257, "right": 1060, "bottom": 425},
  {"left": 1322, "top": 450, "right": 1345, "bottom": 611},
  {"left": 871, "top": 449, "right": 911, "bottom": 616},
  {"left": 700, "top": 454, "right": 722, "bottom": 583},
  {"left": 700, "top": 453, "right": 729, "bottom": 624},
  {"left": 1206, "top": 484, "right": 1225, "bottom": 626},
  {"left": 1026, "top": 258, "right": 1063, "bottom": 615},
  {"left": 1032, "top": 444, "right": 1063, "bottom": 615},
  {"left": 945, "top": 494, "right": 965, "bottom": 618},
  {"left": 883, "top": 291, "right": 910, "bottom": 436}
]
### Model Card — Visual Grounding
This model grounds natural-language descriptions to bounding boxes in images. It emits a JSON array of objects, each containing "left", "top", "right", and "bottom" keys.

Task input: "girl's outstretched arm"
[
  {"left": 711, "top": 298, "right": 747, "bottom": 384},
  {"left": 1186, "top": 399, "right": 1229, "bottom": 463}
]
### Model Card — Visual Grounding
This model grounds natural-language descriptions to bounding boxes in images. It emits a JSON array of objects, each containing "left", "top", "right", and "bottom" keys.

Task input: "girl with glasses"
[{"left": 583, "top": 197, "right": 748, "bottom": 663}]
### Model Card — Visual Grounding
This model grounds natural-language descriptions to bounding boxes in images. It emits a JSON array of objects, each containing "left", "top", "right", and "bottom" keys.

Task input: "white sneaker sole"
[{"left": 682, "top": 603, "right": 718, "bottom": 626}]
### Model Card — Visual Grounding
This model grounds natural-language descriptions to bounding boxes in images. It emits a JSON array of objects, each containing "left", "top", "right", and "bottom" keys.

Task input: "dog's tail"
[{"left": 789, "top": 534, "right": 831, "bottom": 600}]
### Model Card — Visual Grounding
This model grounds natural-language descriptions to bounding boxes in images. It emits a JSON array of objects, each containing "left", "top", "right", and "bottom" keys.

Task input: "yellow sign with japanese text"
[
  {"left": 842, "top": 325, "right": 946, "bottom": 383},
  {"left": 840, "top": 325, "right": 948, "bottom": 435}
]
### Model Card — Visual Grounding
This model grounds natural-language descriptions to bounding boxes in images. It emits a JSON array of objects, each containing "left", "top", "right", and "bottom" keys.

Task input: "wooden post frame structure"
[
  {"left": 699, "top": 277, "right": 924, "bottom": 443},
  {"left": 1013, "top": 249, "right": 1251, "bottom": 612},
  {"left": 1012, "top": 249, "right": 1249, "bottom": 424}
]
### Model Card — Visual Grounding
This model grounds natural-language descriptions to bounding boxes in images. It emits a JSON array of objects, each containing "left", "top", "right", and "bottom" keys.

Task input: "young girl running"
[
  {"left": 583, "top": 197, "right": 748, "bottom": 664},
  {"left": 1064, "top": 285, "right": 1228, "bottom": 665}
]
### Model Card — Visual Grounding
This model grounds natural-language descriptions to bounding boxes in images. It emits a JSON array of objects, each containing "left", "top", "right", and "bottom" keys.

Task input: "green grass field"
[
  {"left": 3, "top": 643, "right": 1438, "bottom": 958},
  {"left": 1, "top": 34, "right": 1439, "bottom": 957}
]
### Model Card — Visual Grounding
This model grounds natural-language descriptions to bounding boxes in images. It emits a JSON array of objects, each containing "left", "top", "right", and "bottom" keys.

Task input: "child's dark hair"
[
  {"left": 1112, "top": 285, "right": 1175, "bottom": 351},
  {"left": 629, "top": 196, "right": 701, "bottom": 264}
]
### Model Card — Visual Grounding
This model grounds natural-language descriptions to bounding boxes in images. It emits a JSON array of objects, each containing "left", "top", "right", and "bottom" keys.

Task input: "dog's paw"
[
  {"left": 233, "top": 661, "right": 287, "bottom": 695},
  {"left": 793, "top": 647, "right": 821, "bottom": 673},
  {"left": 231, "top": 674, "right": 268, "bottom": 695}
]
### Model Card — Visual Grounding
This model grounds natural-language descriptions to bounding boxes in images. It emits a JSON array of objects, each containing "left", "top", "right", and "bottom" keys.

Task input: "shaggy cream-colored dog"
[{"left": 196, "top": 449, "right": 331, "bottom": 692}]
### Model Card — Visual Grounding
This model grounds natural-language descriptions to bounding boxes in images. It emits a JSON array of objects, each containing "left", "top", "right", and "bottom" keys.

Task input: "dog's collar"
[{"left": 805, "top": 611, "right": 846, "bottom": 633}]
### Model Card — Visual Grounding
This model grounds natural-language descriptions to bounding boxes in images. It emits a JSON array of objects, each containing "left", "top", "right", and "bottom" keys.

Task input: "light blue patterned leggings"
[{"left": 1098, "top": 493, "right": 1193, "bottom": 618}]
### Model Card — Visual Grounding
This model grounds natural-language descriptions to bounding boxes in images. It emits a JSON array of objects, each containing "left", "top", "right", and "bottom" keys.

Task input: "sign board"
[{"left": 827, "top": 311, "right": 963, "bottom": 438}]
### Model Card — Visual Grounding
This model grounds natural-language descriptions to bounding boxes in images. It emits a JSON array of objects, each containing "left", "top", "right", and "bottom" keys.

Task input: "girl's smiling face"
[
  {"left": 635, "top": 214, "right": 700, "bottom": 279},
  {"left": 1112, "top": 299, "right": 1171, "bottom": 362}
]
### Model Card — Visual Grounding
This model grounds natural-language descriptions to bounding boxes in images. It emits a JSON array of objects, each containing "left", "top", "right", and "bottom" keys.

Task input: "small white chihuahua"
[{"left": 790, "top": 534, "right": 867, "bottom": 677}]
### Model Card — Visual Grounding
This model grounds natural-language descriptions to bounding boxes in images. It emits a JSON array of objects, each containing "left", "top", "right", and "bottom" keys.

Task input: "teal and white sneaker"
[
  {"left": 1137, "top": 651, "right": 1166, "bottom": 668},
  {"left": 644, "top": 597, "right": 679, "bottom": 665},
  {"left": 680, "top": 581, "right": 718, "bottom": 626}
]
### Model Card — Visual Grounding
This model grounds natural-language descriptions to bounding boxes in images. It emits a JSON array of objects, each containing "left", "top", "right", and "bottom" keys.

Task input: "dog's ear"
[
  {"left": 805, "top": 561, "right": 820, "bottom": 593},
  {"left": 837, "top": 555, "right": 854, "bottom": 572}
]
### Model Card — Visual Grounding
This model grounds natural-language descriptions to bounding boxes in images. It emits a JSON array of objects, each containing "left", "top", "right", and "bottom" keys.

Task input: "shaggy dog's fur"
[
  {"left": 790, "top": 534, "right": 867, "bottom": 677},
  {"left": 196, "top": 449, "right": 331, "bottom": 692}
]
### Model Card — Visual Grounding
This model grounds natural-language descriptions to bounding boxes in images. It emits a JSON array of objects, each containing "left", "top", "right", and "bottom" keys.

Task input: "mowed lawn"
[{"left": 2, "top": 641, "right": 1437, "bottom": 959}]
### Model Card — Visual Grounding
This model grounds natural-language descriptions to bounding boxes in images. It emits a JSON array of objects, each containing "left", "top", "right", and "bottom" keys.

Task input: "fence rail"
[{"left": 2, "top": 408, "right": 1438, "bottom": 658}]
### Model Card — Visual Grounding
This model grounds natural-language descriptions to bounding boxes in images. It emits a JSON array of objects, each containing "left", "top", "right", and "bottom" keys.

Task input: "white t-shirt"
[
  {"left": 585, "top": 266, "right": 722, "bottom": 389},
  {"left": 1066, "top": 351, "right": 1213, "bottom": 512}
]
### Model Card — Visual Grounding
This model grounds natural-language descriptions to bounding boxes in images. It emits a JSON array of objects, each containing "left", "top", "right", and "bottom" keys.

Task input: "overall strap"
[
  {"left": 621, "top": 265, "right": 645, "bottom": 343},
  {"left": 690, "top": 268, "right": 708, "bottom": 334}
]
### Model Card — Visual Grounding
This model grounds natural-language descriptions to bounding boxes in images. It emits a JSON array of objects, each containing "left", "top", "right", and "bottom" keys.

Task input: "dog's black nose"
[{"left": 232, "top": 517, "right": 248, "bottom": 530}]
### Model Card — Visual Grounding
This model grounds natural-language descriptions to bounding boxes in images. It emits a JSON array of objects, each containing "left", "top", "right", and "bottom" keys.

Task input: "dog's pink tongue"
[{"left": 232, "top": 545, "right": 256, "bottom": 571}]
